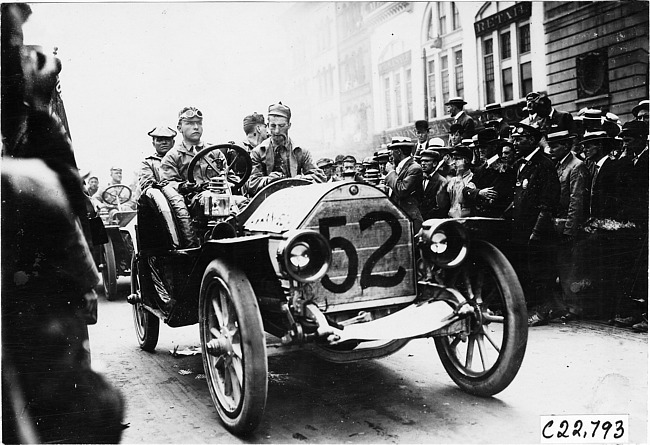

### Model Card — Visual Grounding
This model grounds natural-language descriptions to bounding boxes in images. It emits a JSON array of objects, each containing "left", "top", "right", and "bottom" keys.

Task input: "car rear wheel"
[
  {"left": 101, "top": 237, "right": 118, "bottom": 301},
  {"left": 199, "top": 259, "right": 267, "bottom": 435},
  {"left": 131, "top": 257, "right": 159, "bottom": 352},
  {"left": 434, "top": 240, "right": 527, "bottom": 397}
]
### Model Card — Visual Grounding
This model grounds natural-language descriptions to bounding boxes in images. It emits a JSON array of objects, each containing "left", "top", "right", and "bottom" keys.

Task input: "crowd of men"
[{"left": 88, "top": 93, "right": 648, "bottom": 332}]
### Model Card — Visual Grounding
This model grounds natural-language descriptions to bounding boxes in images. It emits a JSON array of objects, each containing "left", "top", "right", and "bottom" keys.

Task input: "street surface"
[{"left": 90, "top": 279, "right": 647, "bottom": 444}]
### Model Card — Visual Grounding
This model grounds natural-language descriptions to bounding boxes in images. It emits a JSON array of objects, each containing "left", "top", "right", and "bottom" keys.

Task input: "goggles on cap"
[{"left": 179, "top": 108, "right": 203, "bottom": 120}]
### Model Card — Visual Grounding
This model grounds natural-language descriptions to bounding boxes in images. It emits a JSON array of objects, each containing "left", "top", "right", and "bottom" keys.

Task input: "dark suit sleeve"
[
  {"left": 385, "top": 163, "right": 423, "bottom": 200},
  {"left": 564, "top": 163, "right": 588, "bottom": 236},
  {"left": 532, "top": 161, "right": 560, "bottom": 236}
]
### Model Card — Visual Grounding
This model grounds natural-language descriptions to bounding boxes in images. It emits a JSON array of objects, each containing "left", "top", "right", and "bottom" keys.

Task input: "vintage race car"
[{"left": 128, "top": 144, "right": 528, "bottom": 435}]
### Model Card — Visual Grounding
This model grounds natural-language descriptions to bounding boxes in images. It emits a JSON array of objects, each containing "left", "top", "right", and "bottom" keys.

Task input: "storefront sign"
[
  {"left": 474, "top": 3, "right": 532, "bottom": 37},
  {"left": 378, "top": 51, "right": 411, "bottom": 75}
]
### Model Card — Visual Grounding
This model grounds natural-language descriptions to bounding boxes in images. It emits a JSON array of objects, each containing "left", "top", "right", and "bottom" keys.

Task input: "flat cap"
[
  {"left": 343, "top": 155, "right": 357, "bottom": 164},
  {"left": 450, "top": 145, "right": 473, "bottom": 160},
  {"left": 445, "top": 97, "right": 467, "bottom": 106},
  {"left": 110, "top": 166, "right": 122, "bottom": 172},
  {"left": 511, "top": 122, "right": 542, "bottom": 139},
  {"left": 243, "top": 112, "right": 265, "bottom": 132},
  {"left": 546, "top": 130, "right": 575, "bottom": 144},
  {"left": 316, "top": 157, "right": 334, "bottom": 168},
  {"left": 419, "top": 149, "right": 441, "bottom": 162},
  {"left": 415, "top": 120, "right": 430, "bottom": 131},
  {"left": 632, "top": 99, "right": 649, "bottom": 117},
  {"left": 335, "top": 154, "right": 346, "bottom": 163},
  {"left": 268, "top": 101, "right": 291, "bottom": 119},
  {"left": 620, "top": 120, "right": 649, "bottom": 138},
  {"left": 485, "top": 103, "right": 502, "bottom": 113},
  {"left": 148, "top": 125, "right": 177, "bottom": 138}
]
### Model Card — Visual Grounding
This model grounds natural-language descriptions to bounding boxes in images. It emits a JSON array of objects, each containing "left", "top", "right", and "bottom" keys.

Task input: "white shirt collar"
[
  {"left": 595, "top": 155, "right": 608, "bottom": 169},
  {"left": 524, "top": 146, "right": 541, "bottom": 163},
  {"left": 454, "top": 110, "right": 464, "bottom": 120},
  {"left": 486, "top": 153, "right": 500, "bottom": 167}
]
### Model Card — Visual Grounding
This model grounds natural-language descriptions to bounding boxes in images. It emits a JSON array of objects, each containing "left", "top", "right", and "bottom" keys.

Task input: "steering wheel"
[
  {"left": 187, "top": 143, "right": 252, "bottom": 191},
  {"left": 102, "top": 184, "right": 133, "bottom": 207}
]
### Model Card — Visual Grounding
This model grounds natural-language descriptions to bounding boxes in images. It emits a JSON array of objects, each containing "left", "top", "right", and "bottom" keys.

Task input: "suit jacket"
[
  {"left": 589, "top": 156, "right": 625, "bottom": 221},
  {"left": 420, "top": 172, "right": 449, "bottom": 220},
  {"left": 511, "top": 151, "right": 560, "bottom": 243},
  {"left": 463, "top": 160, "right": 516, "bottom": 218},
  {"left": 523, "top": 109, "right": 573, "bottom": 135},
  {"left": 555, "top": 152, "right": 588, "bottom": 236},
  {"left": 384, "top": 157, "right": 424, "bottom": 229},
  {"left": 454, "top": 111, "right": 476, "bottom": 139},
  {"left": 624, "top": 149, "right": 649, "bottom": 227}
]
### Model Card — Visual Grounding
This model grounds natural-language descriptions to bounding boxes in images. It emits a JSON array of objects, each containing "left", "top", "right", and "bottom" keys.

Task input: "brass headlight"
[
  {"left": 277, "top": 230, "right": 331, "bottom": 282},
  {"left": 418, "top": 219, "right": 469, "bottom": 268}
]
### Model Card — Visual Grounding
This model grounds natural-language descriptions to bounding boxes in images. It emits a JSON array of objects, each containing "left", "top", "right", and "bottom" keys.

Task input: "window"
[
  {"left": 437, "top": 3, "right": 447, "bottom": 35},
  {"left": 441, "top": 55, "right": 450, "bottom": 106},
  {"left": 502, "top": 67, "right": 513, "bottom": 101},
  {"left": 519, "top": 24, "right": 530, "bottom": 54},
  {"left": 500, "top": 31, "right": 511, "bottom": 60},
  {"left": 395, "top": 72, "right": 402, "bottom": 126},
  {"left": 484, "top": 39, "right": 495, "bottom": 104},
  {"left": 451, "top": 2, "right": 460, "bottom": 31},
  {"left": 384, "top": 77, "right": 391, "bottom": 128},
  {"left": 520, "top": 61, "right": 532, "bottom": 96},
  {"left": 406, "top": 69, "right": 413, "bottom": 123},
  {"left": 427, "top": 59, "right": 437, "bottom": 118},
  {"left": 454, "top": 49, "right": 464, "bottom": 99}
]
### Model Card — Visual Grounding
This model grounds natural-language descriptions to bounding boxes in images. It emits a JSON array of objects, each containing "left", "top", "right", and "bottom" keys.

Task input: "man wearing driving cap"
[
  {"left": 419, "top": 149, "right": 449, "bottom": 220},
  {"left": 446, "top": 97, "right": 475, "bottom": 139},
  {"left": 509, "top": 122, "right": 560, "bottom": 326},
  {"left": 139, "top": 125, "right": 176, "bottom": 192},
  {"left": 547, "top": 130, "right": 588, "bottom": 322},
  {"left": 248, "top": 102, "right": 325, "bottom": 195},
  {"left": 241, "top": 112, "right": 268, "bottom": 152},
  {"left": 414, "top": 120, "right": 430, "bottom": 157},
  {"left": 384, "top": 137, "right": 424, "bottom": 232},
  {"left": 95, "top": 165, "right": 136, "bottom": 211}
]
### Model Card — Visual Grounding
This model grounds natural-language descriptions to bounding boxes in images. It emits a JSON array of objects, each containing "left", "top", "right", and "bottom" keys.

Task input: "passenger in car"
[
  {"left": 139, "top": 125, "right": 176, "bottom": 192},
  {"left": 247, "top": 102, "right": 325, "bottom": 195}
]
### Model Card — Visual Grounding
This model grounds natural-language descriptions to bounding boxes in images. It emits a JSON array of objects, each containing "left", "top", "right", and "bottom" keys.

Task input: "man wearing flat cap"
[
  {"left": 414, "top": 120, "right": 430, "bottom": 157},
  {"left": 248, "top": 102, "right": 325, "bottom": 195},
  {"left": 419, "top": 149, "right": 449, "bottom": 220},
  {"left": 509, "top": 122, "right": 560, "bottom": 326},
  {"left": 446, "top": 97, "right": 475, "bottom": 139},
  {"left": 316, "top": 157, "right": 337, "bottom": 182},
  {"left": 139, "top": 125, "right": 177, "bottom": 192},
  {"left": 242, "top": 112, "right": 268, "bottom": 152},
  {"left": 484, "top": 103, "right": 510, "bottom": 139},
  {"left": 384, "top": 137, "right": 424, "bottom": 232},
  {"left": 547, "top": 130, "right": 589, "bottom": 321}
]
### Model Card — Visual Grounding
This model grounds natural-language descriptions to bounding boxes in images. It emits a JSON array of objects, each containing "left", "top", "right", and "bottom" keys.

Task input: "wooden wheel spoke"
[
  {"left": 481, "top": 325, "right": 501, "bottom": 353},
  {"left": 476, "top": 334, "right": 488, "bottom": 372},
  {"left": 464, "top": 336, "right": 475, "bottom": 368},
  {"left": 212, "top": 298, "right": 224, "bottom": 327},
  {"left": 229, "top": 365, "right": 242, "bottom": 404},
  {"left": 231, "top": 355, "right": 244, "bottom": 387}
]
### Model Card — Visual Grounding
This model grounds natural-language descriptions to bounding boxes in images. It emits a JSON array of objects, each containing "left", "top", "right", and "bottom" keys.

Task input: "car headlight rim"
[
  {"left": 278, "top": 230, "right": 331, "bottom": 283},
  {"left": 419, "top": 220, "right": 469, "bottom": 268}
]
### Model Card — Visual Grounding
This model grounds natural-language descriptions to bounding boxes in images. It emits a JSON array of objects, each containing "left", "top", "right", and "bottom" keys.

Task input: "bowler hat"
[
  {"left": 477, "top": 128, "right": 499, "bottom": 146},
  {"left": 148, "top": 125, "right": 177, "bottom": 138},
  {"left": 419, "top": 149, "right": 441, "bottom": 162},
  {"left": 620, "top": 120, "right": 649, "bottom": 138},
  {"left": 268, "top": 102, "right": 291, "bottom": 119},
  {"left": 546, "top": 130, "right": 575, "bottom": 145},
  {"left": 445, "top": 97, "right": 466, "bottom": 106},
  {"left": 415, "top": 120, "right": 430, "bottom": 132},
  {"left": 632, "top": 99, "right": 649, "bottom": 117},
  {"left": 450, "top": 145, "right": 473, "bottom": 161}
]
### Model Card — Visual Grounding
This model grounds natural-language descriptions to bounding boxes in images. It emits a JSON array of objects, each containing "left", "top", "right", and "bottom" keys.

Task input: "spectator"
[
  {"left": 509, "top": 122, "right": 560, "bottom": 327},
  {"left": 241, "top": 112, "right": 268, "bottom": 152},
  {"left": 449, "top": 122, "right": 463, "bottom": 147},
  {"left": 316, "top": 157, "right": 337, "bottom": 182},
  {"left": 547, "top": 130, "right": 589, "bottom": 322},
  {"left": 419, "top": 149, "right": 449, "bottom": 220},
  {"left": 446, "top": 97, "right": 476, "bottom": 139},
  {"left": 443, "top": 145, "right": 474, "bottom": 218},
  {"left": 87, "top": 175, "right": 99, "bottom": 196},
  {"left": 384, "top": 137, "right": 424, "bottom": 232},
  {"left": 523, "top": 92, "right": 574, "bottom": 136},
  {"left": 247, "top": 102, "right": 325, "bottom": 195},
  {"left": 484, "top": 103, "right": 511, "bottom": 139},
  {"left": 414, "top": 120, "right": 430, "bottom": 157},
  {"left": 632, "top": 99, "right": 649, "bottom": 123}
]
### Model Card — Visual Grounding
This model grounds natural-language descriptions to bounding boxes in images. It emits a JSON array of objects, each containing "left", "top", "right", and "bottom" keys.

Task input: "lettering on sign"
[{"left": 474, "top": 3, "right": 532, "bottom": 37}]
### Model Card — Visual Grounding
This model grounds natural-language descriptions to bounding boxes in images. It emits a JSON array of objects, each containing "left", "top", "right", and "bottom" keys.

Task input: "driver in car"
[{"left": 95, "top": 166, "right": 136, "bottom": 211}]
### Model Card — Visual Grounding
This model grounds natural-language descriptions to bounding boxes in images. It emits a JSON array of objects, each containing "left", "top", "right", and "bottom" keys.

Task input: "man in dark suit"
[
  {"left": 413, "top": 120, "right": 430, "bottom": 157},
  {"left": 484, "top": 103, "right": 511, "bottom": 139},
  {"left": 446, "top": 97, "right": 476, "bottom": 139},
  {"left": 547, "top": 130, "right": 589, "bottom": 321},
  {"left": 384, "top": 137, "right": 424, "bottom": 232},
  {"left": 418, "top": 148, "right": 449, "bottom": 220},
  {"left": 509, "top": 123, "right": 561, "bottom": 326},
  {"left": 463, "top": 129, "right": 516, "bottom": 218},
  {"left": 523, "top": 92, "right": 574, "bottom": 136},
  {"left": 582, "top": 131, "right": 625, "bottom": 220}
]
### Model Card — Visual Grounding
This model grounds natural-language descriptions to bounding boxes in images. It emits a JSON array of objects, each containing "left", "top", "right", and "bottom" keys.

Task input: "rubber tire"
[
  {"left": 199, "top": 259, "right": 267, "bottom": 435},
  {"left": 131, "top": 257, "right": 160, "bottom": 352},
  {"left": 101, "top": 237, "right": 118, "bottom": 301},
  {"left": 434, "top": 240, "right": 528, "bottom": 397},
  {"left": 311, "top": 339, "right": 409, "bottom": 364}
]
